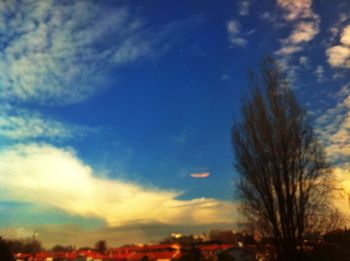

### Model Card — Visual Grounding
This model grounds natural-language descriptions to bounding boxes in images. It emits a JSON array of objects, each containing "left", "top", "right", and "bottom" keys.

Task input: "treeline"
[
  {"left": 0, "top": 236, "right": 44, "bottom": 260},
  {"left": 6, "top": 238, "right": 42, "bottom": 253},
  {"left": 0, "top": 236, "right": 96, "bottom": 260},
  {"left": 161, "top": 229, "right": 259, "bottom": 245}
]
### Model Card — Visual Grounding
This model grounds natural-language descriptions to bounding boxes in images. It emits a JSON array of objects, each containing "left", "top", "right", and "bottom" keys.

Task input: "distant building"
[
  {"left": 110, "top": 243, "right": 181, "bottom": 261},
  {"left": 216, "top": 247, "right": 257, "bottom": 261}
]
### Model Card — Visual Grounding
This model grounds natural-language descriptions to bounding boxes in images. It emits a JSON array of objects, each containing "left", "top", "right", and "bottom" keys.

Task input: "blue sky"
[{"left": 1, "top": 0, "right": 350, "bottom": 247}]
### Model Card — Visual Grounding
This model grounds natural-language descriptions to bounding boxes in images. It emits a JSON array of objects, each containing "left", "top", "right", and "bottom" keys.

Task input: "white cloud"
[
  {"left": 0, "top": 144, "right": 237, "bottom": 227},
  {"left": 327, "top": 46, "right": 350, "bottom": 68},
  {"left": 327, "top": 24, "right": 350, "bottom": 68},
  {"left": 288, "top": 22, "right": 319, "bottom": 44},
  {"left": 341, "top": 25, "right": 350, "bottom": 46},
  {"left": 227, "top": 20, "right": 247, "bottom": 47},
  {"left": 0, "top": 0, "right": 163, "bottom": 105},
  {"left": 276, "top": 0, "right": 316, "bottom": 21},
  {"left": 275, "top": 0, "right": 319, "bottom": 56}
]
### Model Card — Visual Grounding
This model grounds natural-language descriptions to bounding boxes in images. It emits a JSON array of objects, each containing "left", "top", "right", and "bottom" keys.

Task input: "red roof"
[
  {"left": 14, "top": 243, "right": 234, "bottom": 261},
  {"left": 111, "top": 243, "right": 179, "bottom": 253},
  {"left": 142, "top": 244, "right": 179, "bottom": 251},
  {"left": 200, "top": 244, "right": 233, "bottom": 251},
  {"left": 110, "top": 245, "right": 143, "bottom": 252},
  {"left": 33, "top": 251, "right": 79, "bottom": 259},
  {"left": 15, "top": 253, "right": 32, "bottom": 258},
  {"left": 127, "top": 250, "right": 181, "bottom": 260}
]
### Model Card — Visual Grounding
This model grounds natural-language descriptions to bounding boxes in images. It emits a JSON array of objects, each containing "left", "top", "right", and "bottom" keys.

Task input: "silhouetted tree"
[
  {"left": 0, "top": 237, "right": 14, "bottom": 261},
  {"left": 52, "top": 244, "right": 74, "bottom": 252},
  {"left": 7, "top": 240, "right": 24, "bottom": 253},
  {"left": 232, "top": 58, "right": 335, "bottom": 260},
  {"left": 78, "top": 246, "right": 93, "bottom": 251},
  {"left": 95, "top": 240, "right": 107, "bottom": 253},
  {"left": 23, "top": 239, "right": 42, "bottom": 254},
  {"left": 7, "top": 238, "right": 42, "bottom": 255}
]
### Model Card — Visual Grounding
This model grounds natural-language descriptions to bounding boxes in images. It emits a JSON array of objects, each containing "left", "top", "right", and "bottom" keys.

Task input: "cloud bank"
[{"left": 0, "top": 144, "right": 236, "bottom": 227}]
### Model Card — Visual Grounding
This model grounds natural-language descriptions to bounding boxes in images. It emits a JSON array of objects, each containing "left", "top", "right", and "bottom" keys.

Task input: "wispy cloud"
[
  {"left": 227, "top": 20, "right": 248, "bottom": 47},
  {"left": 238, "top": 0, "right": 253, "bottom": 16},
  {"left": 275, "top": 46, "right": 303, "bottom": 56},
  {"left": 220, "top": 73, "right": 230, "bottom": 81},
  {"left": 0, "top": 144, "right": 236, "bottom": 227},
  {"left": 299, "top": 56, "right": 309, "bottom": 67},
  {"left": 0, "top": 105, "right": 87, "bottom": 141},
  {"left": 0, "top": 1, "right": 171, "bottom": 105},
  {"left": 314, "top": 65, "right": 325, "bottom": 82}
]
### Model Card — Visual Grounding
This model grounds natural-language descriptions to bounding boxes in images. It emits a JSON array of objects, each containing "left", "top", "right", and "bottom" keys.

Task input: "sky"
[{"left": 0, "top": 0, "right": 350, "bottom": 248}]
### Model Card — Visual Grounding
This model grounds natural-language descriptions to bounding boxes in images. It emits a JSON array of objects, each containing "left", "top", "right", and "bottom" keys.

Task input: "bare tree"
[{"left": 231, "top": 58, "right": 334, "bottom": 260}]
